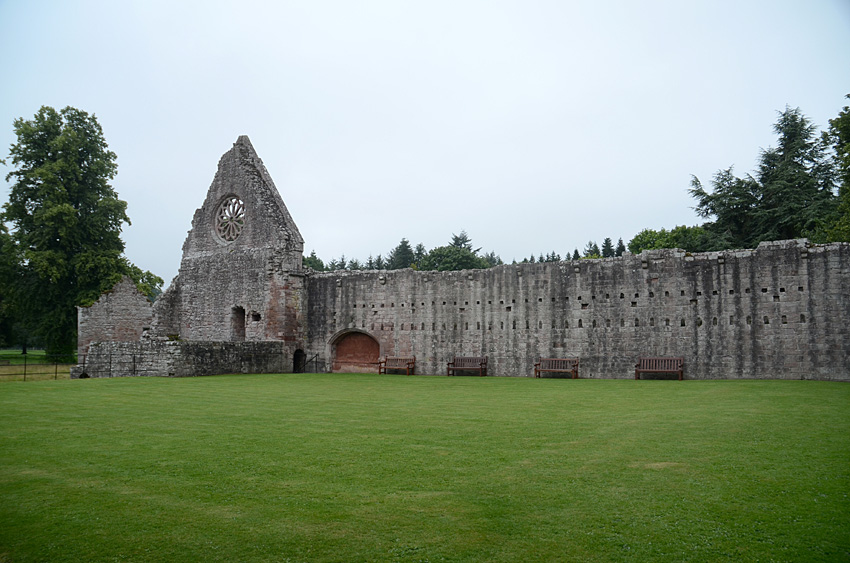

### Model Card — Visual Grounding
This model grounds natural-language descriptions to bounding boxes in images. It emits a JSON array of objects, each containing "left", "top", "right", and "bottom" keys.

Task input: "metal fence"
[{"left": 0, "top": 354, "right": 76, "bottom": 381}]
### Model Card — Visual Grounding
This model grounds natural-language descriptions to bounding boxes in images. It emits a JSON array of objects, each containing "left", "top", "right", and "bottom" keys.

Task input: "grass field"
[{"left": 1, "top": 374, "right": 848, "bottom": 562}]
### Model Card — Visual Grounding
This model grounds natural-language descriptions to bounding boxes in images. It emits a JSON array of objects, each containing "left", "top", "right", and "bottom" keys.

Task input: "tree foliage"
[
  {"left": 419, "top": 245, "right": 488, "bottom": 271},
  {"left": 689, "top": 106, "right": 839, "bottom": 249},
  {"left": 2, "top": 106, "right": 162, "bottom": 356},
  {"left": 387, "top": 238, "right": 415, "bottom": 270},
  {"left": 824, "top": 95, "right": 850, "bottom": 241}
]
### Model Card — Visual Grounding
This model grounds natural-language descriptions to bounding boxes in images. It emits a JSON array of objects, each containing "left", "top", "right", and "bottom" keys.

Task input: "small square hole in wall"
[
  {"left": 631, "top": 301, "right": 638, "bottom": 307},
  {"left": 605, "top": 293, "right": 610, "bottom": 299},
  {"left": 745, "top": 288, "right": 751, "bottom": 293},
  {"left": 773, "top": 295, "right": 780, "bottom": 302},
  {"left": 712, "top": 290, "right": 718, "bottom": 295},
  {"left": 506, "top": 306, "right": 512, "bottom": 312},
  {"left": 764, "top": 316, "right": 770, "bottom": 324},
  {"left": 782, "top": 315, "right": 787, "bottom": 324},
  {"left": 664, "top": 291, "right": 669, "bottom": 297},
  {"left": 762, "top": 288, "right": 768, "bottom": 293},
  {"left": 681, "top": 319, "right": 686, "bottom": 327},
  {"left": 747, "top": 316, "right": 752, "bottom": 325},
  {"left": 512, "top": 299, "right": 516, "bottom": 303},
  {"left": 635, "top": 293, "right": 639, "bottom": 298},
  {"left": 538, "top": 298, "right": 543, "bottom": 302},
  {"left": 729, "top": 289, "right": 735, "bottom": 295},
  {"left": 730, "top": 316, "right": 734, "bottom": 324},
  {"left": 476, "top": 301, "right": 480, "bottom": 305},
  {"left": 680, "top": 290, "right": 685, "bottom": 296},
  {"left": 665, "top": 318, "right": 670, "bottom": 326},
  {"left": 649, "top": 292, "right": 654, "bottom": 298},
  {"left": 500, "top": 300, "right": 504, "bottom": 305},
  {"left": 798, "top": 286, "right": 804, "bottom": 292},
  {"left": 697, "top": 291, "right": 702, "bottom": 296},
  {"left": 780, "top": 287, "right": 785, "bottom": 292},
  {"left": 251, "top": 313, "right": 261, "bottom": 322}
]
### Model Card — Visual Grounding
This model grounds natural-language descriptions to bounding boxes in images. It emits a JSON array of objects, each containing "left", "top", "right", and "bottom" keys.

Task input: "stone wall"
[
  {"left": 77, "top": 276, "right": 153, "bottom": 359},
  {"left": 306, "top": 239, "right": 850, "bottom": 380},
  {"left": 72, "top": 340, "right": 296, "bottom": 378}
]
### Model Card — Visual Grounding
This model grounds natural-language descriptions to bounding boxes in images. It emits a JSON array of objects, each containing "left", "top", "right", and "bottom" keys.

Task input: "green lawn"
[{"left": 1, "top": 374, "right": 848, "bottom": 562}]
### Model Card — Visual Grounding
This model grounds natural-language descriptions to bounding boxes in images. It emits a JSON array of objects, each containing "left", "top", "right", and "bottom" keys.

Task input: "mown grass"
[{"left": 0, "top": 374, "right": 848, "bottom": 562}]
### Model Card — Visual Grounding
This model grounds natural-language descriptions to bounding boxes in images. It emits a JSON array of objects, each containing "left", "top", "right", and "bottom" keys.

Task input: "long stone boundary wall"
[{"left": 306, "top": 239, "right": 850, "bottom": 380}]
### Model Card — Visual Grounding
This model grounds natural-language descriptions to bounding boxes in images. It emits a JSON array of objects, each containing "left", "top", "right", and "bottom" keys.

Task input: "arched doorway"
[{"left": 331, "top": 331, "right": 380, "bottom": 373}]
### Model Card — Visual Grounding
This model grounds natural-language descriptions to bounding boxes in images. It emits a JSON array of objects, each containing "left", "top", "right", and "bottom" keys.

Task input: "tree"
[
  {"left": 387, "top": 238, "right": 415, "bottom": 270},
  {"left": 303, "top": 250, "right": 325, "bottom": 271},
  {"left": 627, "top": 228, "right": 671, "bottom": 254},
  {"left": 450, "top": 230, "right": 480, "bottom": 253},
  {"left": 601, "top": 237, "right": 614, "bottom": 258},
  {"left": 615, "top": 238, "right": 626, "bottom": 257},
  {"left": 690, "top": 106, "right": 839, "bottom": 248},
  {"left": 2, "top": 106, "right": 162, "bottom": 357},
  {"left": 413, "top": 243, "right": 427, "bottom": 267},
  {"left": 420, "top": 245, "right": 488, "bottom": 271},
  {"left": 582, "top": 241, "right": 600, "bottom": 258},
  {"left": 824, "top": 95, "right": 850, "bottom": 242},
  {"left": 572, "top": 249, "right": 580, "bottom": 260}
]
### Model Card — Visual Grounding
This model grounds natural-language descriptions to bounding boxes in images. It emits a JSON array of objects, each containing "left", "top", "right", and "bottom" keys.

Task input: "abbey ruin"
[{"left": 74, "top": 136, "right": 850, "bottom": 380}]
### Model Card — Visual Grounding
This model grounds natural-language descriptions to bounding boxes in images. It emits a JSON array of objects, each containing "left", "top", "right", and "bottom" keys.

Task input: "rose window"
[{"left": 215, "top": 196, "right": 245, "bottom": 242}]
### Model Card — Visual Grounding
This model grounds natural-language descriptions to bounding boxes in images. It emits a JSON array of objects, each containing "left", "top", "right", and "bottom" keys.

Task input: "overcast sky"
[{"left": 1, "top": 1, "right": 849, "bottom": 284}]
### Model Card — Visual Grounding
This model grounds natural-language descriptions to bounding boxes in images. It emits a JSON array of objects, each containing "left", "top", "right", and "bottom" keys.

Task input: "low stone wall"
[{"left": 72, "top": 340, "right": 296, "bottom": 378}]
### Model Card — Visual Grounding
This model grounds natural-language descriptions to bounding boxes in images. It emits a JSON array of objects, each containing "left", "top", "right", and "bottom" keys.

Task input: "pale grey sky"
[{"left": 1, "top": 0, "right": 849, "bottom": 283}]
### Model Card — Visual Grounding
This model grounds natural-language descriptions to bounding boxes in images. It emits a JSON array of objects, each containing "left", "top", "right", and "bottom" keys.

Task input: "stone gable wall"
[{"left": 77, "top": 276, "right": 153, "bottom": 359}]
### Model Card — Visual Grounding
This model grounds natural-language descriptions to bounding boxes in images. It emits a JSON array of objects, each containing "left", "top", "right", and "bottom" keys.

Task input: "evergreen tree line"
[{"left": 306, "top": 99, "right": 850, "bottom": 271}]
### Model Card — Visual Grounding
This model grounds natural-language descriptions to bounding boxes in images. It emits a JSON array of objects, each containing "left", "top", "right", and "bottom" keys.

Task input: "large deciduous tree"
[{"left": 2, "top": 106, "right": 162, "bottom": 357}]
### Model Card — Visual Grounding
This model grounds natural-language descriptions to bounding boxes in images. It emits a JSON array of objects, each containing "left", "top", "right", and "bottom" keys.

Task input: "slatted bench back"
[
  {"left": 453, "top": 356, "right": 486, "bottom": 368},
  {"left": 539, "top": 358, "right": 578, "bottom": 370},
  {"left": 637, "top": 357, "right": 683, "bottom": 371}
]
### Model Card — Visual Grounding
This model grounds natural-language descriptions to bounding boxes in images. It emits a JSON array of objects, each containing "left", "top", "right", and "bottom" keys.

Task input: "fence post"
[{"left": 23, "top": 354, "right": 27, "bottom": 382}]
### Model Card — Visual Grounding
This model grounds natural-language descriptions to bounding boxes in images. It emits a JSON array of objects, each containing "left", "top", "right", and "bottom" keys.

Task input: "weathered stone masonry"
[
  {"left": 74, "top": 137, "right": 850, "bottom": 380},
  {"left": 308, "top": 240, "right": 849, "bottom": 379}
]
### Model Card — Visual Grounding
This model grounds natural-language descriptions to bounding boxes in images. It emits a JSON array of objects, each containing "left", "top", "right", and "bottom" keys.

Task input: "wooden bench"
[
  {"left": 635, "top": 357, "right": 684, "bottom": 380},
  {"left": 534, "top": 358, "right": 579, "bottom": 378},
  {"left": 377, "top": 356, "right": 416, "bottom": 376},
  {"left": 447, "top": 356, "right": 488, "bottom": 377}
]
